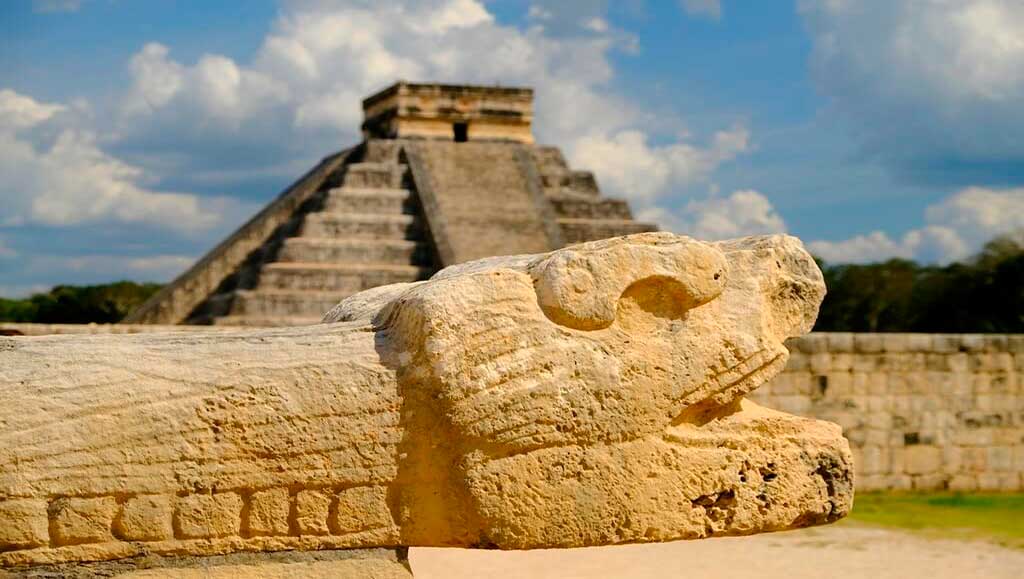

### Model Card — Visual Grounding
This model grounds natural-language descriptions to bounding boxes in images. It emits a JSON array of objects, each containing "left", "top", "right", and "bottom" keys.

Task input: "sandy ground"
[{"left": 410, "top": 523, "right": 1023, "bottom": 578}]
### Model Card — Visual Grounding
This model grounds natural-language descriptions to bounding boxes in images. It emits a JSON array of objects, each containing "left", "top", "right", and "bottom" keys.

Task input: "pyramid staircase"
[
  {"left": 530, "top": 146, "right": 653, "bottom": 244},
  {"left": 129, "top": 140, "right": 655, "bottom": 327},
  {"left": 209, "top": 143, "right": 435, "bottom": 327}
]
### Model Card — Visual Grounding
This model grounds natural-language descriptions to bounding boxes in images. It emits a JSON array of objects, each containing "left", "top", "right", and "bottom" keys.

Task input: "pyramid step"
[
  {"left": 540, "top": 170, "right": 599, "bottom": 196},
  {"left": 213, "top": 315, "right": 323, "bottom": 327},
  {"left": 558, "top": 218, "right": 658, "bottom": 244},
  {"left": 278, "top": 237, "right": 431, "bottom": 265},
  {"left": 322, "top": 187, "right": 416, "bottom": 215},
  {"left": 549, "top": 196, "right": 633, "bottom": 220},
  {"left": 340, "top": 162, "right": 409, "bottom": 189},
  {"left": 257, "top": 263, "right": 427, "bottom": 292},
  {"left": 300, "top": 213, "right": 423, "bottom": 240},
  {"left": 229, "top": 289, "right": 352, "bottom": 318},
  {"left": 362, "top": 140, "right": 403, "bottom": 164}
]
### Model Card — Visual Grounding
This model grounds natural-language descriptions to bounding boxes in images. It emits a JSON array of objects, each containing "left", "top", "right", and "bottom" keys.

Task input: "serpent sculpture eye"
[{"left": 0, "top": 232, "right": 850, "bottom": 574}]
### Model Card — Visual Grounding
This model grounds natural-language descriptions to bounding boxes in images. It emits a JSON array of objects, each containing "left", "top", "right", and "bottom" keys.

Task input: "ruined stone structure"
[
  {"left": 752, "top": 333, "right": 1024, "bottom": 491},
  {"left": 125, "top": 82, "right": 655, "bottom": 327},
  {"left": 1, "top": 233, "right": 851, "bottom": 576}
]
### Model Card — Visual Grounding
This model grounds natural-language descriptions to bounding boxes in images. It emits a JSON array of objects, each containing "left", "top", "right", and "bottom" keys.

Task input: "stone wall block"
[
  {"left": 809, "top": 352, "right": 831, "bottom": 374},
  {"left": 948, "top": 475, "right": 978, "bottom": 491},
  {"left": 867, "top": 373, "right": 888, "bottom": 395},
  {"left": 115, "top": 495, "right": 173, "bottom": 541},
  {"left": 1013, "top": 445, "right": 1024, "bottom": 471},
  {"left": 826, "top": 373, "right": 853, "bottom": 398},
  {"left": 963, "top": 447, "right": 989, "bottom": 472},
  {"left": 912, "top": 474, "right": 949, "bottom": 490},
  {"left": 0, "top": 499, "right": 48, "bottom": 550},
  {"left": 949, "top": 353, "right": 969, "bottom": 374},
  {"left": 942, "top": 446, "right": 962, "bottom": 475},
  {"left": 852, "top": 373, "right": 869, "bottom": 396},
  {"left": 175, "top": 493, "right": 243, "bottom": 539},
  {"left": 856, "top": 475, "right": 887, "bottom": 491},
  {"left": 961, "top": 334, "right": 986, "bottom": 352},
  {"left": 295, "top": 489, "right": 332, "bottom": 535},
  {"left": 984, "top": 335, "right": 1008, "bottom": 352},
  {"left": 332, "top": 486, "right": 393, "bottom": 535},
  {"left": 831, "top": 353, "right": 854, "bottom": 372},
  {"left": 887, "top": 474, "right": 912, "bottom": 490},
  {"left": 890, "top": 446, "right": 906, "bottom": 474},
  {"left": 50, "top": 497, "right": 118, "bottom": 546},
  {"left": 825, "top": 332, "right": 854, "bottom": 352},
  {"left": 988, "top": 446, "right": 1014, "bottom": 472},
  {"left": 785, "top": 352, "right": 809, "bottom": 371},
  {"left": 906, "top": 334, "right": 934, "bottom": 352},
  {"left": 248, "top": 488, "right": 291, "bottom": 536},
  {"left": 905, "top": 446, "right": 941, "bottom": 475},
  {"left": 882, "top": 334, "right": 909, "bottom": 353},
  {"left": 925, "top": 353, "right": 950, "bottom": 372},
  {"left": 932, "top": 334, "right": 960, "bottom": 353},
  {"left": 854, "top": 334, "right": 883, "bottom": 354},
  {"left": 1007, "top": 336, "right": 1024, "bottom": 354},
  {"left": 859, "top": 446, "right": 888, "bottom": 475}
]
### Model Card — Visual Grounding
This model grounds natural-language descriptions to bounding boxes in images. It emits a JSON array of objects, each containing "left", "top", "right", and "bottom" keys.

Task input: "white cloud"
[
  {"left": 798, "top": 0, "right": 1024, "bottom": 178},
  {"left": 808, "top": 186, "right": 1024, "bottom": 264},
  {"left": 640, "top": 189, "right": 787, "bottom": 240},
  {"left": 107, "top": 0, "right": 747, "bottom": 215},
  {"left": 571, "top": 127, "right": 749, "bottom": 204},
  {"left": 582, "top": 17, "right": 609, "bottom": 33},
  {"left": 0, "top": 90, "right": 242, "bottom": 233},
  {"left": 527, "top": 5, "right": 553, "bottom": 21},
  {"left": 0, "top": 89, "right": 66, "bottom": 130},
  {"left": 33, "top": 0, "right": 81, "bottom": 13},
  {"left": 681, "top": 0, "right": 722, "bottom": 19}
]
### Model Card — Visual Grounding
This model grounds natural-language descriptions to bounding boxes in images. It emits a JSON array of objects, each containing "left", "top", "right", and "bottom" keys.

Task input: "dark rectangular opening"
[{"left": 453, "top": 122, "right": 468, "bottom": 142}]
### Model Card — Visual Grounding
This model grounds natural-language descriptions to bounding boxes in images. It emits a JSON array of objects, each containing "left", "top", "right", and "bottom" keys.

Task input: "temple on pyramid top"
[
  {"left": 126, "top": 82, "right": 657, "bottom": 327},
  {"left": 362, "top": 82, "right": 534, "bottom": 143}
]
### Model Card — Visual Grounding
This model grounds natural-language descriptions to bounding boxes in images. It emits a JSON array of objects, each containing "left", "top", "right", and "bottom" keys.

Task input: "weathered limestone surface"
[
  {"left": 404, "top": 141, "right": 563, "bottom": 265},
  {"left": 0, "top": 233, "right": 850, "bottom": 572}
]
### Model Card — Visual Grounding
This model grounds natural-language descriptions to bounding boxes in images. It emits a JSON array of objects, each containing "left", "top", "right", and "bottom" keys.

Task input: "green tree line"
[
  {"left": 0, "top": 281, "right": 161, "bottom": 324},
  {"left": 1, "top": 234, "right": 1021, "bottom": 331},
  {"left": 814, "top": 234, "right": 1024, "bottom": 332}
]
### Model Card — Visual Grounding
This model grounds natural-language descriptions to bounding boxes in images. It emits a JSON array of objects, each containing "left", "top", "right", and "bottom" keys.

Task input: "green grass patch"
[{"left": 847, "top": 492, "right": 1024, "bottom": 548}]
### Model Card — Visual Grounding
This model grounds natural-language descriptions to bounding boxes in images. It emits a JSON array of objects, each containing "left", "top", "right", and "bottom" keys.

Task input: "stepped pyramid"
[{"left": 126, "top": 82, "right": 657, "bottom": 326}]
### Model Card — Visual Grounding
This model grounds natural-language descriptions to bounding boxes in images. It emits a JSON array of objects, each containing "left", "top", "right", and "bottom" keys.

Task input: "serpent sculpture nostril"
[{"left": 530, "top": 234, "right": 729, "bottom": 331}]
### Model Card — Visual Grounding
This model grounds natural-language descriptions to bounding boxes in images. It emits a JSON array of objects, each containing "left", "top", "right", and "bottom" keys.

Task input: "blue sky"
[{"left": 1, "top": 0, "right": 1023, "bottom": 297}]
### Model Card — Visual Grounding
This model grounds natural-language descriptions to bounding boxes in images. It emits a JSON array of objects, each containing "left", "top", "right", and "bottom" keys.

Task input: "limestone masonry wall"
[{"left": 753, "top": 333, "right": 1024, "bottom": 491}]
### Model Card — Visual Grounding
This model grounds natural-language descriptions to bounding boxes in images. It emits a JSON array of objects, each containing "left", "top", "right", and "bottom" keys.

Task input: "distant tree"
[
  {"left": 814, "top": 232, "right": 1024, "bottom": 333},
  {"left": 0, "top": 282, "right": 162, "bottom": 324}
]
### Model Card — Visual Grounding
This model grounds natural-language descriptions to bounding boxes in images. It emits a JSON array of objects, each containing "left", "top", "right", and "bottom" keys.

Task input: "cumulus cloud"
[
  {"left": 571, "top": 127, "right": 749, "bottom": 203},
  {"left": 0, "top": 89, "right": 242, "bottom": 233},
  {"left": 5, "top": 0, "right": 754, "bottom": 289},
  {"left": 110, "top": 0, "right": 743, "bottom": 204},
  {"left": 681, "top": 0, "right": 722, "bottom": 19},
  {"left": 808, "top": 187, "right": 1024, "bottom": 264},
  {"left": 799, "top": 0, "right": 1024, "bottom": 182},
  {"left": 640, "top": 189, "right": 787, "bottom": 240}
]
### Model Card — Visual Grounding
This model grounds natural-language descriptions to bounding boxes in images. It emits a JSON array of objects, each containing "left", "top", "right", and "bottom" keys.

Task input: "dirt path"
[{"left": 411, "top": 523, "right": 1023, "bottom": 578}]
